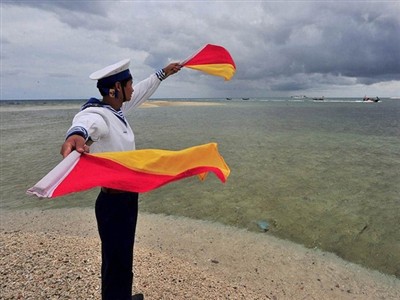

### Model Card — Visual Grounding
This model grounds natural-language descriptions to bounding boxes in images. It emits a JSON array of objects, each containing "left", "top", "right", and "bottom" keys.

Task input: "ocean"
[{"left": 1, "top": 97, "right": 399, "bottom": 277}]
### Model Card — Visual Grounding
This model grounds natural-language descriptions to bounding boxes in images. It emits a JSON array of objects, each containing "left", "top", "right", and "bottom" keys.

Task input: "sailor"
[{"left": 60, "top": 59, "right": 182, "bottom": 300}]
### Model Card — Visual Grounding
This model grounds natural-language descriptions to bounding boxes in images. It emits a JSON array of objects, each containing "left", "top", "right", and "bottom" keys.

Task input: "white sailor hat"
[{"left": 90, "top": 59, "right": 132, "bottom": 87}]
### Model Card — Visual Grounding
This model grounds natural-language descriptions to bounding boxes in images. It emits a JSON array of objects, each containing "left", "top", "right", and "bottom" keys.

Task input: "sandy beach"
[
  {"left": 140, "top": 100, "right": 223, "bottom": 108},
  {"left": 1, "top": 208, "right": 399, "bottom": 300}
]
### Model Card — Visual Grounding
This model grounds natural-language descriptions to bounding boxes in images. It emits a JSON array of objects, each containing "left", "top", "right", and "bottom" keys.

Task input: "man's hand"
[
  {"left": 60, "top": 135, "right": 90, "bottom": 158},
  {"left": 163, "top": 63, "right": 182, "bottom": 77}
]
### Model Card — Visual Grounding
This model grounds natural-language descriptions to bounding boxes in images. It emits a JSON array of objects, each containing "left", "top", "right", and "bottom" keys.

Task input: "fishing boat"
[
  {"left": 312, "top": 96, "right": 324, "bottom": 101},
  {"left": 363, "top": 96, "right": 380, "bottom": 102}
]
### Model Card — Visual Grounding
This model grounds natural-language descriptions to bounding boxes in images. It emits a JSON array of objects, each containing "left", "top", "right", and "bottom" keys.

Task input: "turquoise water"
[{"left": 1, "top": 98, "right": 399, "bottom": 277}]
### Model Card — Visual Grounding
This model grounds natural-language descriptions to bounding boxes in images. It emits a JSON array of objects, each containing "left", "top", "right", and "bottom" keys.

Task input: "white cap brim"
[{"left": 89, "top": 58, "right": 131, "bottom": 80}]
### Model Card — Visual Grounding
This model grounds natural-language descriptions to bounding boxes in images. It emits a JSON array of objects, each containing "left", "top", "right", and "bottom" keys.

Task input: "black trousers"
[{"left": 95, "top": 190, "right": 139, "bottom": 300}]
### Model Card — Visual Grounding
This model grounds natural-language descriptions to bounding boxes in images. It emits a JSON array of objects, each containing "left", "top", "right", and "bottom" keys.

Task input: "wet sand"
[{"left": 1, "top": 208, "right": 399, "bottom": 299}]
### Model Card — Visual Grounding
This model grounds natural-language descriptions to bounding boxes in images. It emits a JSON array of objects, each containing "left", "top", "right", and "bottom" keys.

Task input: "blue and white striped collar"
[{"left": 81, "top": 98, "right": 127, "bottom": 126}]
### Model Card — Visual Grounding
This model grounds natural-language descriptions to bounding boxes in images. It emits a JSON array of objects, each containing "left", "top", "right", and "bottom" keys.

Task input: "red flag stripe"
[{"left": 183, "top": 44, "right": 236, "bottom": 68}]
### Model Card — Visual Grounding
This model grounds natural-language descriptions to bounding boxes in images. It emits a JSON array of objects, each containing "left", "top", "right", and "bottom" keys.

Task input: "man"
[{"left": 60, "top": 59, "right": 181, "bottom": 300}]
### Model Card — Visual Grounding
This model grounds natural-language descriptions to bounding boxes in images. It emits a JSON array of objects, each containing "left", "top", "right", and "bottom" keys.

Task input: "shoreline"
[
  {"left": 0, "top": 100, "right": 223, "bottom": 112},
  {"left": 1, "top": 208, "right": 399, "bottom": 299}
]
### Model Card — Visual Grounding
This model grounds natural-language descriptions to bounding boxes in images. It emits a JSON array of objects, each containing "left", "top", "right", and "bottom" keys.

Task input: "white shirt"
[{"left": 66, "top": 73, "right": 162, "bottom": 153}]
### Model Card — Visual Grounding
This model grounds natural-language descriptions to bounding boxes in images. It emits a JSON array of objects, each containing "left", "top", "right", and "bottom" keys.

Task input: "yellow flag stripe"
[
  {"left": 185, "top": 63, "right": 236, "bottom": 80},
  {"left": 90, "top": 143, "right": 230, "bottom": 178}
]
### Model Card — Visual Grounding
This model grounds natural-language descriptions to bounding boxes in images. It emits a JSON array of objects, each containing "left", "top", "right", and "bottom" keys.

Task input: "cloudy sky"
[{"left": 1, "top": 0, "right": 399, "bottom": 100}]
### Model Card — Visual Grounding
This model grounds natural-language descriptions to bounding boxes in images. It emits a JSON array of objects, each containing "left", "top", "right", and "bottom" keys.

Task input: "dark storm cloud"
[{"left": 237, "top": 1, "right": 400, "bottom": 90}]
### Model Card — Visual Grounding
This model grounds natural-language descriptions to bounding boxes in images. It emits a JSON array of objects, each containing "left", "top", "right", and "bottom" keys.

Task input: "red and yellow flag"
[
  {"left": 182, "top": 44, "right": 236, "bottom": 80},
  {"left": 27, "top": 143, "right": 230, "bottom": 198}
]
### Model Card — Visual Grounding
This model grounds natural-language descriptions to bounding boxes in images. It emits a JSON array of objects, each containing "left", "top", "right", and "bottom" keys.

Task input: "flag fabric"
[
  {"left": 27, "top": 143, "right": 230, "bottom": 198},
  {"left": 182, "top": 44, "right": 236, "bottom": 80}
]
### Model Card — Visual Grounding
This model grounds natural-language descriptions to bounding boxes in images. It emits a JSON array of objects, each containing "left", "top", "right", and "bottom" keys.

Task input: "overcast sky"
[{"left": 1, "top": 0, "right": 399, "bottom": 100}]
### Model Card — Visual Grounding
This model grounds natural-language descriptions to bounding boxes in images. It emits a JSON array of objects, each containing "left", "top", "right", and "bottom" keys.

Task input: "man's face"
[{"left": 123, "top": 79, "right": 134, "bottom": 101}]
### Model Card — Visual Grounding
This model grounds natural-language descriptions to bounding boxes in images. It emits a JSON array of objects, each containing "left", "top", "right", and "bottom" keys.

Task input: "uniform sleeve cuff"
[
  {"left": 155, "top": 69, "right": 167, "bottom": 81},
  {"left": 66, "top": 126, "right": 89, "bottom": 140}
]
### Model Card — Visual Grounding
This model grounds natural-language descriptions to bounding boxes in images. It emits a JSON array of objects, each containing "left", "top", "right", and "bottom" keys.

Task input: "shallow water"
[{"left": 1, "top": 98, "right": 399, "bottom": 277}]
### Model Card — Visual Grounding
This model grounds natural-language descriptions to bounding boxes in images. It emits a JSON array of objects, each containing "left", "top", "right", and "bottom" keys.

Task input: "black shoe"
[{"left": 132, "top": 293, "right": 144, "bottom": 300}]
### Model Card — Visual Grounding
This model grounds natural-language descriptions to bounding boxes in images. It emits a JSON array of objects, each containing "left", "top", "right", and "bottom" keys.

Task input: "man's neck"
[{"left": 102, "top": 97, "right": 123, "bottom": 110}]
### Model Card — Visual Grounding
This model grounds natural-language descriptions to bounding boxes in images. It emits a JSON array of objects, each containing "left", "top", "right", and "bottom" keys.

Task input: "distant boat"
[
  {"left": 312, "top": 96, "right": 325, "bottom": 101},
  {"left": 363, "top": 96, "right": 380, "bottom": 102},
  {"left": 226, "top": 98, "right": 232, "bottom": 100},
  {"left": 242, "top": 98, "right": 250, "bottom": 100}
]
